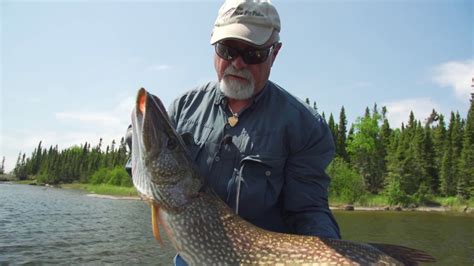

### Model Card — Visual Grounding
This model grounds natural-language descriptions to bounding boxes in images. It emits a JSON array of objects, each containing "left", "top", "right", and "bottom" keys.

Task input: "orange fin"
[{"left": 151, "top": 203, "right": 164, "bottom": 246}]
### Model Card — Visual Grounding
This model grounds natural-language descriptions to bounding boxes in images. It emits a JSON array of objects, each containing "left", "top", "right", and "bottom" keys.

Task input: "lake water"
[{"left": 1, "top": 183, "right": 472, "bottom": 265}]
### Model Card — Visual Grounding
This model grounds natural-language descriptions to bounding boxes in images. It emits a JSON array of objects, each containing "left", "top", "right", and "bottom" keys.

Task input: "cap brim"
[{"left": 210, "top": 23, "right": 273, "bottom": 46}]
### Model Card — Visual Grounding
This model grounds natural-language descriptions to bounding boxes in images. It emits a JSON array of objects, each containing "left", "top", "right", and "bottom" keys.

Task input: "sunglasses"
[{"left": 214, "top": 42, "right": 276, "bottom": 65}]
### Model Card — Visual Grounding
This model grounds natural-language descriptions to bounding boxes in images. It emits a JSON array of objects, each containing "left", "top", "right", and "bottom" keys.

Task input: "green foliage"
[
  {"left": 327, "top": 158, "right": 366, "bottom": 204},
  {"left": 107, "top": 167, "right": 133, "bottom": 187},
  {"left": 384, "top": 175, "right": 414, "bottom": 207},
  {"left": 0, "top": 156, "right": 5, "bottom": 174},
  {"left": 336, "top": 106, "right": 348, "bottom": 161},
  {"left": 90, "top": 167, "right": 132, "bottom": 187},
  {"left": 13, "top": 138, "right": 130, "bottom": 186},
  {"left": 457, "top": 94, "right": 474, "bottom": 199},
  {"left": 90, "top": 168, "right": 108, "bottom": 185},
  {"left": 346, "top": 105, "right": 385, "bottom": 193}
]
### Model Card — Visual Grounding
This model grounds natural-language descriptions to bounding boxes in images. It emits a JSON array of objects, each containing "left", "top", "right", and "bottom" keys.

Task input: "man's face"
[{"left": 214, "top": 40, "right": 280, "bottom": 100}]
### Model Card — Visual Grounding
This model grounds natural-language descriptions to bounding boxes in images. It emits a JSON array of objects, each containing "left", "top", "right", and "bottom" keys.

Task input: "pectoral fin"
[{"left": 151, "top": 203, "right": 164, "bottom": 246}]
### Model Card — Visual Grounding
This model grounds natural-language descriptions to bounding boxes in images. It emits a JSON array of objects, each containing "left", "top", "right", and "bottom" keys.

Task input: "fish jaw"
[{"left": 131, "top": 88, "right": 201, "bottom": 211}]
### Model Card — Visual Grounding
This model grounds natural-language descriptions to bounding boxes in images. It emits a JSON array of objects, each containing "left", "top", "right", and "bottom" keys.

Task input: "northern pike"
[{"left": 130, "top": 88, "right": 435, "bottom": 265}]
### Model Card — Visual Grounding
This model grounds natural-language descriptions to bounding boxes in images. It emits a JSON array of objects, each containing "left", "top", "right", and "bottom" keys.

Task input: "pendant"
[{"left": 228, "top": 115, "right": 239, "bottom": 127}]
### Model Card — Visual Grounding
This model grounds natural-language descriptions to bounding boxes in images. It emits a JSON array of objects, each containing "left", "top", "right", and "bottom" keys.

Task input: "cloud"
[
  {"left": 382, "top": 98, "right": 440, "bottom": 128},
  {"left": 54, "top": 96, "right": 134, "bottom": 127},
  {"left": 432, "top": 59, "right": 474, "bottom": 100},
  {"left": 1, "top": 96, "right": 134, "bottom": 173},
  {"left": 55, "top": 112, "right": 121, "bottom": 126}
]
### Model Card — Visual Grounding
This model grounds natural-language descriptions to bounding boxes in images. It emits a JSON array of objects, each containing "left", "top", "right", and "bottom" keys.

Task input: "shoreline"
[
  {"left": 5, "top": 181, "right": 472, "bottom": 213},
  {"left": 329, "top": 205, "right": 468, "bottom": 213},
  {"left": 85, "top": 193, "right": 141, "bottom": 201}
]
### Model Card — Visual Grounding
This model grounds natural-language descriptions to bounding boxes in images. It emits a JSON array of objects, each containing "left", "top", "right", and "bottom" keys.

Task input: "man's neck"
[{"left": 227, "top": 98, "right": 251, "bottom": 114}]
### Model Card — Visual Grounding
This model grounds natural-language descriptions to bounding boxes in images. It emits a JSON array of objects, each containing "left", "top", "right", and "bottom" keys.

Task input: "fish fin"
[
  {"left": 369, "top": 243, "right": 436, "bottom": 265},
  {"left": 151, "top": 203, "right": 164, "bottom": 246}
]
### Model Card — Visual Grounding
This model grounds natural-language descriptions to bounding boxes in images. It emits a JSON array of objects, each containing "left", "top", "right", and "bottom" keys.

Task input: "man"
[
  {"left": 169, "top": 0, "right": 340, "bottom": 264},
  {"left": 127, "top": 0, "right": 340, "bottom": 264}
]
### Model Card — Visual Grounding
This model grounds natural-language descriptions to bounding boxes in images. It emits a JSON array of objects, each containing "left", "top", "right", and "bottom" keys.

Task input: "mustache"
[{"left": 223, "top": 65, "right": 253, "bottom": 81}]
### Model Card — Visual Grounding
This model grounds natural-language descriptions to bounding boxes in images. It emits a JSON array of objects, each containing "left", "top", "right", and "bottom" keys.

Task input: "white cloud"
[
  {"left": 382, "top": 98, "right": 440, "bottom": 128},
  {"left": 55, "top": 112, "right": 121, "bottom": 127},
  {"left": 2, "top": 96, "right": 134, "bottom": 173},
  {"left": 55, "top": 96, "right": 134, "bottom": 127},
  {"left": 432, "top": 59, "right": 474, "bottom": 100}
]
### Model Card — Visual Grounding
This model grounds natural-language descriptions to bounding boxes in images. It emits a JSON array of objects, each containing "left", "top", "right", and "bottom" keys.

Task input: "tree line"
[
  {"left": 11, "top": 93, "right": 473, "bottom": 205},
  {"left": 308, "top": 93, "right": 473, "bottom": 205},
  {"left": 12, "top": 138, "right": 131, "bottom": 186}
]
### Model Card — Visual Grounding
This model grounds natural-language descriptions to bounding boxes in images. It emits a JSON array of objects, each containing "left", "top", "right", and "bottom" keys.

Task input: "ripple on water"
[
  {"left": 0, "top": 184, "right": 175, "bottom": 264},
  {"left": 2, "top": 184, "right": 472, "bottom": 265}
]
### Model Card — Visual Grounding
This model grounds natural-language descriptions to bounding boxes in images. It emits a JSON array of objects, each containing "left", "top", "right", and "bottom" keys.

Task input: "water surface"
[{"left": 1, "top": 183, "right": 472, "bottom": 265}]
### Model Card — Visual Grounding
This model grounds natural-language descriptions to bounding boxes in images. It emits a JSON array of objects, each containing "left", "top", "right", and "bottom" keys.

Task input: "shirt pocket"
[{"left": 234, "top": 153, "right": 286, "bottom": 219}]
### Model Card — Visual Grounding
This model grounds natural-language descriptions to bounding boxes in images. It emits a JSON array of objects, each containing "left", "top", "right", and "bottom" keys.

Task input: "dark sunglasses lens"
[
  {"left": 216, "top": 44, "right": 237, "bottom": 60},
  {"left": 242, "top": 49, "right": 270, "bottom": 64},
  {"left": 215, "top": 43, "right": 272, "bottom": 64}
]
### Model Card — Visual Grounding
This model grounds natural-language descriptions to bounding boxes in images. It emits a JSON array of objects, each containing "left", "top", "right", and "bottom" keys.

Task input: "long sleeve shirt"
[{"left": 167, "top": 80, "right": 340, "bottom": 239}]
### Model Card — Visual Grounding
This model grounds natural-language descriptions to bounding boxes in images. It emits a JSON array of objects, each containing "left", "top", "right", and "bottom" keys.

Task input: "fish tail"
[{"left": 369, "top": 243, "right": 436, "bottom": 265}]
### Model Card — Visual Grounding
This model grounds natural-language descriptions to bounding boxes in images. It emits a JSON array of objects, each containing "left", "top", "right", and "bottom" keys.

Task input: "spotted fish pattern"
[{"left": 131, "top": 88, "right": 435, "bottom": 266}]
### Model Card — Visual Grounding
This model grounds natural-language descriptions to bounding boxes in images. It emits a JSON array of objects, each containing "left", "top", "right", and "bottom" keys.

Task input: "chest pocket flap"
[{"left": 233, "top": 153, "right": 286, "bottom": 219}]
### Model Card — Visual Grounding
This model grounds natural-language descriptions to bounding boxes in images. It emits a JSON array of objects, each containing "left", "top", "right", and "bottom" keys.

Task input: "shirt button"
[
  {"left": 265, "top": 170, "right": 271, "bottom": 176},
  {"left": 215, "top": 156, "right": 220, "bottom": 162}
]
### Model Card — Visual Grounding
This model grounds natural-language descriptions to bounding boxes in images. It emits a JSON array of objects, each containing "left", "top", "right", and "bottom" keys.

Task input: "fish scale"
[{"left": 131, "top": 88, "right": 436, "bottom": 266}]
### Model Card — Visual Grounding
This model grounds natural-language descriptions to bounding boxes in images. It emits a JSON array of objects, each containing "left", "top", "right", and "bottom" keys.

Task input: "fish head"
[{"left": 131, "top": 88, "right": 196, "bottom": 203}]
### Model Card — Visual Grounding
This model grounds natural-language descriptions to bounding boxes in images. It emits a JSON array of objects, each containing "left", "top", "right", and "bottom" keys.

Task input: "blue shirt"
[{"left": 168, "top": 80, "right": 340, "bottom": 239}]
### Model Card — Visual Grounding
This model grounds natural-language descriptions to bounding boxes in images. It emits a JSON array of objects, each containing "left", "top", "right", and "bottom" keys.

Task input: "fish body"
[{"left": 131, "top": 88, "right": 435, "bottom": 265}]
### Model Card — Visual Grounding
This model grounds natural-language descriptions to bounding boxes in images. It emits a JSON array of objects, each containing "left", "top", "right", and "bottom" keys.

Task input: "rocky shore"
[{"left": 330, "top": 204, "right": 473, "bottom": 213}]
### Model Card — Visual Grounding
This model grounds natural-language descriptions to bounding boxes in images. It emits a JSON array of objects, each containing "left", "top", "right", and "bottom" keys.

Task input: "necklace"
[{"left": 227, "top": 105, "right": 239, "bottom": 127}]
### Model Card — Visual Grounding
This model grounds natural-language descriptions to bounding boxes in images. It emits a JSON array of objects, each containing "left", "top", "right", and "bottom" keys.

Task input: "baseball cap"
[{"left": 210, "top": 0, "right": 281, "bottom": 46}]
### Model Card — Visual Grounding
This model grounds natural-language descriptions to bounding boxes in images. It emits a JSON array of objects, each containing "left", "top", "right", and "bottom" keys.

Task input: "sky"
[{"left": 1, "top": 0, "right": 473, "bottom": 172}]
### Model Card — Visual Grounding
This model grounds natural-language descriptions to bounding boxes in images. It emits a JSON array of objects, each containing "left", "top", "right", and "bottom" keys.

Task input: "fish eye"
[{"left": 167, "top": 138, "right": 178, "bottom": 150}]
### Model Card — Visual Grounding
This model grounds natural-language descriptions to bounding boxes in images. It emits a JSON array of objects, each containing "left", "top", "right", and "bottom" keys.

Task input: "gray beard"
[{"left": 219, "top": 67, "right": 255, "bottom": 100}]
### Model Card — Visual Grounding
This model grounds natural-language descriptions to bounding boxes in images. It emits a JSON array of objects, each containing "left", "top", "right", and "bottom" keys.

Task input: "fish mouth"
[
  {"left": 131, "top": 88, "right": 193, "bottom": 196},
  {"left": 136, "top": 88, "right": 179, "bottom": 152}
]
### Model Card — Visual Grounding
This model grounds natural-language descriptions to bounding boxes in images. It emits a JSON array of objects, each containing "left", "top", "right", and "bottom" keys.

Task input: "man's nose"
[{"left": 231, "top": 55, "right": 248, "bottom": 70}]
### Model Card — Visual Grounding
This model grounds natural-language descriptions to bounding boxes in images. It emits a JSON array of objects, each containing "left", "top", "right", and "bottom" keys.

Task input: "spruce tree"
[
  {"left": 336, "top": 106, "right": 348, "bottom": 162},
  {"left": 379, "top": 106, "right": 392, "bottom": 182},
  {"left": 328, "top": 113, "right": 337, "bottom": 149},
  {"left": 0, "top": 156, "right": 5, "bottom": 174},
  {"left": 432, "top": 113, "right": 446, "bottom": 193},
  {"left": 457, "top": 93, "right": 474, "bottom": 199},
  {"left": 440, "top": 112, "right": 458, "bottom": 196},
  {"left": 422, "top": 123, "right": 437, "bottom": 194}
]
